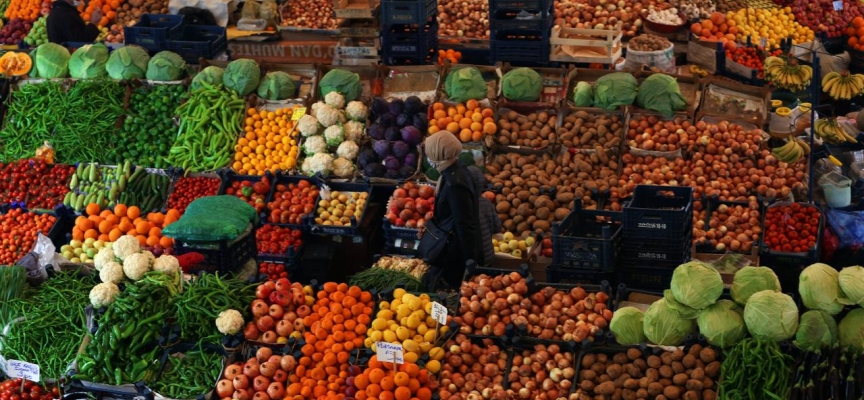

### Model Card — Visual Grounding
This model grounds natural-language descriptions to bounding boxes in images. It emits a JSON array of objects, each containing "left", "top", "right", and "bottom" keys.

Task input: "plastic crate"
[
  {"left": 381, "top": 0, "right": 437, "bottom": 25},
  {"left": 489, "top": 10, "right": 552, "bottom": 32},
  {"left": 296, "top": 243, "right": 336, "bottom": 284},
  {"left": 758, "top": 202, "right": 823, "bottom": 288},
  {"left": 490, "top": 33, "right": 550, "bottom": 65},
  {"left": 489, "top": 0, "right": 550, "bottom": 12},
  {"left": 174, "top": 227, "right": 257, "bottom": 275},
  {"left": 545, "top": 266, "right": 615, "bottom": 286},
  {"left": 381, "top": 22, "right": 439, "bottom": 58},
  {"left": 551, "top": 202, "right": 621, "bottom": 271},
  {"left": 619, "top": 232, "right": 693, "bottom": 267},
  {"left": 124, "top": 14, "right": 184, "bottom": 53},
  {"left": 166, "top": 25, "right": 228, "bottom": 64},
  {"left": 616, "top": 266, "right": 673, "bottom": 291},
  {"left": 623, "top": 185, "right": 694, "bottom": 239},
  {"left": 308, "top": 181, "right": 372, "bottom": 237}
]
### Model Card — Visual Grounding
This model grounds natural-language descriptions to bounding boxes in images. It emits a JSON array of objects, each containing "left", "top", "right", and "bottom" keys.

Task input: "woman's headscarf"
[{"left": 424, "top": 132, "right": 462, "bottom": 193}]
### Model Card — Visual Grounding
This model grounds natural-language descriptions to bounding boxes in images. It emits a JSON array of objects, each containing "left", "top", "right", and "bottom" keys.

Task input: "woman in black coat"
[
  {"left": 47, "top": 0, "right": 101, "bottom": 44},
  {"left": 421, "top": 132, "right": 483, "bottom": 289}
]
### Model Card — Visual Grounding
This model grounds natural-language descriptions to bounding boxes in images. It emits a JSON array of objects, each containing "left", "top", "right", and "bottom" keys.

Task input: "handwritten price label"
[
  {"left": 6, "top": 360, "right": 39, "bottom": 382},
  {"left": 375, "top": 342, "right": 404, "bottom": 364},
  {"left": 834, "top": 1, "right": 843, "bottom": 10},
  {"left": 431, "top": 302, "right": 448, "bottom": 325},
  {"left": 291, "top": 107, "right": 307, "bottom": 121}
]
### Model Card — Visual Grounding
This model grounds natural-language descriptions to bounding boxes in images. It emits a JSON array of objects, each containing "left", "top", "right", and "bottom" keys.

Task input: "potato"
[
  {"left": 672, "top": 373, "right": 689, "bottom": 386},
  {"left": 704, "top": 361, "right": 721, "bottom": 378},
  {"left": 662, "top": 386, "right": 681, "bottom": 400},
  {"left": 595, "top": 381, "right": 616, "bottom": 396}
]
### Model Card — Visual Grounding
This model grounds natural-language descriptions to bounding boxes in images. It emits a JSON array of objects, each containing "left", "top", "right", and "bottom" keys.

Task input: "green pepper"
[{"left": 114, "top": 367, "right": 123, "bottom": 385}]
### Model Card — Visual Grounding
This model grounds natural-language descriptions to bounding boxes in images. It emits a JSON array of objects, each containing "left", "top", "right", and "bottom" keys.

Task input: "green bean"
[
  {"left": 173, "top": 273, "right": 256, "bottom": 343},
  {"left": 719, "top": 337, "right": 794, "bottom": 400},
  {"left": 348, "top": 268, "right": 422, "bottom": 292},
  {"left": 0, "top": 266, "right": 27, "bottom": 327}
]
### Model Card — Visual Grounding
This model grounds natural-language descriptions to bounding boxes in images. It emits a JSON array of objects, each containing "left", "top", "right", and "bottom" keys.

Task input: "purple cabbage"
[
  {"left": 400, "top": 126, "right": 422, "bottom": 145},
  {"left": 396, "top": 113, "right": 411, "bottom": 127},
  {"left": 404, "top": 96, "right": 424, "bottom": 115},
  {"left": 364, "top": 163, "right": 385, "bottom": 177},
  {"left": 384, "top": 127, "right": 401, "bottom": 141},
  {"left": 358, "top": 148, "right": 378, "bottom": 168},
  {"left": 385, "top": 169, "right": 401, "bottom": 179},
  {"left": 368, "top": 122, "right": 384, "bottom": 140},
  {"left": 371, "top": 97, "right": 388, "bottom": 116},
  {"left": 392, "top": 141, "right": 410, "bottom": 159},
  {"left": 383, "top": 155, "right": 401, "bottom": 170},
  {"left": 403, "top": 152, "right": 417, "bottom": 168},
  {"left": 380, "top": 113, "right": 396, "bottom": 127},
  {"left": 373, "top": 141, "right": 391, "bottom": 158},
  {"left": 388, "top": 99, "right": 404, "bottom": 115},
  {"left": 399, "top": 166, "right": 415, "bottom": 178}
]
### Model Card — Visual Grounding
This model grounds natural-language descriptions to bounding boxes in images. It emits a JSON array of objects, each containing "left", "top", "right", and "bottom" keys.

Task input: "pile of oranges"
[
  {"left": 350, "top": 356, "right": 435, "bottom": 400},
  {"left": 4, "top": 0, "right": 41, "bottom": 20},
  {"left": 71, "top": 203, "right": 178, "bottom": 248},
  {"left": 437, "top": 49, "right": 462, "bottom": 66},
  {"left": 80, "top": 0, "right": 121, "bottom": 27},
  {"left": 427, "top": 99, "right": 497, "bottom": 143},
  {"left": 233, "top": 106, "right": 301, "bottom": 175},
  {"left": 846, "top": 17, "right": 864, "bottom": 51}
]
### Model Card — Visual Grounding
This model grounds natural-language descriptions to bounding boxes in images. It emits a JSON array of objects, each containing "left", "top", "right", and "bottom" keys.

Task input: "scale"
[{"left": 393, "top": 238, "right": 420, "bottom": 251}]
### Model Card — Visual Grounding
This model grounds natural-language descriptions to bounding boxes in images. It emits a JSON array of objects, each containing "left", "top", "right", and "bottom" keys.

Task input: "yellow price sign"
[{"left": 291, "top": 107, "right": 307, "bottom": 121}]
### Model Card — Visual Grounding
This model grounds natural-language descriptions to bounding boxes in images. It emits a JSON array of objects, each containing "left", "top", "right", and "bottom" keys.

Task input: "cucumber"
[
  {"left": 69, "top": 174, "right": 79, "bottom": 190},
  {"left": 118, "top": 176, "right": 127, "bottom": 192},
  {"left": 123, "top": 160, "right": 131, "bottom": 178},
  {"left": 88, "top": 164, "right": 96, "bottom": 182}
]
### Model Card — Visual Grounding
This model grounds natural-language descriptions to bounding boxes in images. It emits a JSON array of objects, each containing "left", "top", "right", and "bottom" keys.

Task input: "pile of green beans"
[
  {"left": 0, "top": 269, "right": 97, "bottom": 380},
  {"left": 0, "top": 79, "right": 125, "bottom": 164},
  {"left": 174, "top": 273, "right": 256, "bottom": 343},
  {"left": 348, "top": 268, "right": 422, "bottom": 292},
  {"left": 718, "top": 337, "right": 794, "bottom": 400},
  {"left": 0, "top": 265, "right": 27, "bottom": 327},
  {"left": 151, "top": 348, "right": 223, "bottom": 399},
  {"left": 167, "top": 83, "right": 245, "bottom": 173}
]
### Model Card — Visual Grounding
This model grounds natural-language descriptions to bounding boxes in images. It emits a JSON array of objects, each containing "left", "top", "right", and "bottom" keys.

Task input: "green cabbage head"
[
  {"left": 572, "top": 81, "right": 594, "bottom": 107},
  {"left": 34, "top": 43, "right": 70, "bottom": 78},
  {"left": 671, "top": 261, "right": 723, "bottom": 310},
  {"left": 146, "top": 51, "right": 186, "bottom": 82},
  {"left": 635, "top": 73, "right": 688, "bottom": 117},
  {"left": 664, "top": 289, "right": 698, "bottom": 319},
  {"left": 839, "top": 308, "right": 864, "bottom": 352},
  {"left": 799, "top": 263, "right": 845, "bottom": 314},
  {"left": 257, "top": 71, "right": 297, "bottom": 100},
  {"left": 643, "top": 298, "right": 695, "bottom": 346},
  {"left": 592, "top": 72, "right": 638, "bottom": 110},
  {"left": 731, "top": 266, "right": 781, "bottom": 306},
  {"left": 106, "top": 45, "right": 150, "bottom": 80},
  {"left": 697, "top": 300, "right": 745, "bottom": 348},
  {"left": 319, "top": 69, "right": 362, "bottom": 102},
  {"left": 501, "top": 67, "right": 542, "bottom": 102},
  {"left": 839, "top": 266, "right": 864, "bottom": 306},
  {"left": 191, "top": 66, "right": 225, "bottom": 91},
  {"left": 444, "top": 67, "right": 487, "bottom": 103},
  {"left": 609, "top": 306, "right": 646, "bottom": 345},
  {"left": 794, "top": 310, "right": 838, "bottom": 351},
  {"left": 743, "top": 290, "right": 799, "bottom": 341},
  {"left": 69, "top": 44, "right": 109, "bottom": 79},
  {"left": 223, "top": 58, "right": 261, "bottom": 96}
]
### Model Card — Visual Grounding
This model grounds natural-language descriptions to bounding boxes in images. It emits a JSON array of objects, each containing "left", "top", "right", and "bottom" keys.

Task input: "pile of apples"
[
  {"left": 385, "top": 182, "right": 435, "bottom": 229},
  {"left": 243, "top": 278, "right": 315, "bottom": 344},
  {"left": 215, "top": 347, "right": 296, "bottom": 400},
  {"left": 791, "top": 0, "right": 864, "bottom": 39}
]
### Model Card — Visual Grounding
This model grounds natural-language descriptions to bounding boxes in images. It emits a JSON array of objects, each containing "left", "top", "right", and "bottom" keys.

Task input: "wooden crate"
[
  {"left": 550, "top": 24, "right": 623, "bottom": 64},
  {"left": 333, "top": 0, "right": 379, "bottom": 19}
]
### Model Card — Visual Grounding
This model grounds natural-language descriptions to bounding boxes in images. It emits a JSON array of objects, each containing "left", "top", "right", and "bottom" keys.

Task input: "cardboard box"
[
  {"left": 696, "top": 77, "right": 771, "bottom": 128},
  {"left": 490, "top": 233, "right": 540, "bottom": 270}
]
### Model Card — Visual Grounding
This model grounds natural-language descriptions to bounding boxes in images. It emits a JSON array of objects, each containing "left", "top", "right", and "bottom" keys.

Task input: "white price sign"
[
  {"left": 834, "top": 0, "right": 843, "bottom": 10},
  {"left": 376, "top": 342, "right": 404, "bottom": 364},
  {"left": 6, "top": 360, "right": 40, "bottom": 382},
  {"left": 431, "top": 302, "right": 448, "bottom": 325}
]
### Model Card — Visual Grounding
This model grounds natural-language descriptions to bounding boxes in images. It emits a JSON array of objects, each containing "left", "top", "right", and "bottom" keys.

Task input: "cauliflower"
[
  {"left": 316, "top": 104, "right": 343, "bottom": 128},
  {"left": 303, "top": 135, "right": 328, "bottom": 156},
  {"left": 336, "top": 140, "right": 359, "bottom": 160},
  {"left": 343, "top": 120, "right": 365, "bottom": 141},
  {"left": 94, "top": 247, "right": 116, "bottom": 271},
  {"left": 153, "top": 255, "right": 180, "bottom": 275},
  {"left": 298, "top": 114, "right": 320, "bottom": 137},
  {"left": 142, "top": 250, "right": 155, "bottom": 263},
  {"left": 113, "top": 235, "right": 140, "bottom": 260},
  {"left": 99, "top": 261, "right": 125, "bottom": 284},
  {"left": 324, "top": 125, "right": 345, "bottom": 147},
  {"left": 89, "top": 282, "right": 120, "bottom": 308},
  {"left": 332, "top": 157, "right": 356, "bottom": 177},
  {"left": 215, "top": 309, "right": 244, "bottom": 335},
  {"left": 123, "top": 252, "right": 152, "bottom": 281},
  {"left": 345, "top": 101, "right": 368, "bottom": 121},
  {"left": 302, "top": 152, "right": 334, "bottom": 176},
  {"left": 324, "top": 92, "right": 345, "bottom": 109},
  {"left": 310, "top": 101, "right": 325, "bottom": 117}
]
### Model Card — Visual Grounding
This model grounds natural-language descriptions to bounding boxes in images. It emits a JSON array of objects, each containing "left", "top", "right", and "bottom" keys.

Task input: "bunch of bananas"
[
  {"left": 764, "top": 56, "right": 812, "bottom": 92},
  {"left": 689, "top": 64, "right": 710, "bottom": 78},
  {"left": 771, "top": 138, "right": 810, "bottom": 163},
  {"left": 814, "top": 118, "right": 859, "bottom": 143},
  {"left": 821, "top": 71, "right": 864, "bottom": 100}
]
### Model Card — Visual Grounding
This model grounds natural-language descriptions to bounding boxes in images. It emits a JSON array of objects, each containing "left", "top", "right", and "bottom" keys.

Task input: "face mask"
[{"left": 72, "top": 0, "right": 82, "bottom": 6}]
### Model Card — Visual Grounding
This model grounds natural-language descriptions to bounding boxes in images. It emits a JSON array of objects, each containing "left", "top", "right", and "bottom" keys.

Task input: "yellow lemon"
[
  {"left": 393, "top": 288, "right": 407, "bottom": 299},
  {"left": 377, "top": 309, "right": 394, "bottom": 320},
  {"left": 372, "top": 318, "right": 388, "bottom": 331},
  {"left": 370, "top": 330, "right": 383, "bottom": 342},
  {"left": 383, "top": 330, "right": 397, "bottom": 343},
  {"left": 379, "top": 301, "right": 390, "bottom": 310},
  {"left": 404, "top": 351, "right": 419, "bottom": 363},
  {"left": 425, "top": 360, "right": 441, "bottom": 374},
  {"left": 428, "top": 347, "right": 445, "bottom": 361},
  {"left": 406, "top": 315, "right": 421, "bottom": 329},
  {"left": 396, "top": 326, "right": 411, "bottom": 341},
  {"left": 403, "top": 339, "right": 419, "bottom": 353},
  {"left": 419, "top": 342, "right": 432, "bottom": 353},
  {"left": 417, "top": 324, "right": 428, "bottom": 335}
]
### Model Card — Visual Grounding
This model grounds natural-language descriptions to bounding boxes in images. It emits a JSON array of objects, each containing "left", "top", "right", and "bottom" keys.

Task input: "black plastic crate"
[
  {"left": 551, "top": 202, "right": 621, "bottom": 271},
  {"left": 124, "top": 14, "right": 184, "bottom": 53},
  {"left": 758, "top": 202, "right": 822, "bottom": 294},
  {"left": 296, "top": 243, "right": 336, "bottom": 284},
  {"left": 257, "top": 243, "right": 303, "bottom": 267},
  {"left": 489, "top": 0, "right": 550, "bottom": 12},
  {"left": 490, "top": 33, "right": 550, "bottom": 65},
  {"left": 623, "top": 185, "right": 694, "bottom": 239},
  {"left": 490, "top": 10, "right": 552, "bottom": 32},
  {"left": 620, "top": 232, "right": 692, "bottom": 266},
  {"left": 612, "top": 283, "right": 663, "bottom": 311},
  {"left": 166, "top": 25, "right": 228, "bottom": 64},
  {"left": 381, "top": 22, "right": 439, "bottom": 58},
  {"left": 545, "top": 265, "right": 615, "bottom": 286},
  {"left": 616, "top": 266, "right": 673, "bottom": 291},
  {"left": 174, "top": 227, "right": 256, "bottom": 275},
  {"left": 382, "top": 54, "right": 437, "bottom": 65},
  {"left": 381, "top": 0, "right": 437, "bottom": 25}
]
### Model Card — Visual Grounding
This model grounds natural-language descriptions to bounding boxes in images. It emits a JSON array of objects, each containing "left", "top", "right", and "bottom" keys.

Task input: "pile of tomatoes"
[
  {"left": 265, "top": 179, "right": 319, "bottom": 225},
  {"left": 224, "top": 177, "right": 271, "bottom": 214},
  {"left": 724, "top": 46, "right": 783, "bottom": 79},
  {"left": 0, "top": 208, "right": 57, "bottom": 264},
  {"left": 166, "top": 176, "right": 221, "bottom": 214},
  {"left": 763, "top": 203, "right": 820, "bottom": 253},
  {"left": 0, "top": 378, "right": 59, "bottom": 400},
  {"left": 258, "top": 260, "right": 290, "bottom": 281},
  {"left": 256, "top": 225, "right": 303, "bottom": 257},
  {"left": 0, "top": 159, "right": 74, "bottom": 209}
]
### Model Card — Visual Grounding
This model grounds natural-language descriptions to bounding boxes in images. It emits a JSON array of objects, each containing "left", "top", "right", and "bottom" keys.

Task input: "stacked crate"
[
  {"left": 333, "top": 0, "right": 381, "bottom": 65},
  {"left": 380, "top": 0, "right": 438, "bottom": 64},
  {"left": 489, "top": 0, "right": 553, "bottom": 65},
  {"left": 547, "top": 200, "right": 621, "bottom": 285}
]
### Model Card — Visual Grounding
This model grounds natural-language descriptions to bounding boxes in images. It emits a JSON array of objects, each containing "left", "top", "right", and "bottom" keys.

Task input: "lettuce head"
[
  {"left": 799, "top": 263, "right": 846, "bottom": 315},
  {"left": 106, "top": 45, "right": 150, "bottom": 80},
  {"left": 319, "top": 69, "right": 362, "bottom": 102},
  {"left": 635, "top": 73, "right": 688, "bottom": 117},
  {"left": 145, "top": 51, "right": 186, "bottom": 82},
  {"left": 444, "top": 67, "right": 486, "bottom": 103},
  {"left": 743, "top": 290, "right": 799, "bottom": 341},
  {"left": 697, "top": 300, "right": 745, "bottom": 348},
  {"left": 69, "top": 44, "right": 109, "bottom": 79},
  {"left": 223, "top": 58, "right": 261, "bottom": 96},
  {"left": 501, "top": 67, "right": 542, "bottom": 102},
  {"left": 609, "top": 306, "right": 647, "bottom": 345},
  {"left": 731, "top": 266, "right": 781, "bottom": 306},
  {"left": 670, "top": 261, "right": 723, "bottom": 310},
  {"left": 643, "top": 298, "right": 695, "bottom": 346},
  {"left": 839, "top": 309, "right": 864, "bottom": 352}
]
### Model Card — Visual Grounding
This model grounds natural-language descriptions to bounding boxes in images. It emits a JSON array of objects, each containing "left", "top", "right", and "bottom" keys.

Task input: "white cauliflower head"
[
  {"left": 94, "top": 247, "right": 116, "bottom": 271},
  {"left": 343, "top": 120, "right": 365, "bottom": 141},
  {"left": 142, "top": 251, "right": 155, "bottom": 263},
  {"left": 316, "top": 104, "right": 343, "bottom": 128},
  {"left": 324, "top": 125, "right": 345, "bottom": 147},
  {"left": 336, "top": 140, "right": 360, "bottom": 160},
  {"left": 113, "top": 235, "right": 140, "bottom": 260},
  {"left": 99, "top": 261, "right": 125, "bottom": 284},
  {"left": 90, "top": 282, "right": 120, "bottom": 308},
  {"left": 215, "top": 309, "right": 244, "bottom": 335},
  {"left": 332, "top": 157, "right": 356, "bottom": 178},
  {"left": 153, "top": 255, "right": 181, "bottom": 275},
  {"left": 123, "top": 252, "right": 152, "bottom": 281},
  {"left": 324, "top": 92, "right": 345, "bottom": 109},
  {"left": 345, "top": 101, "right": 368, "bottom": 121},
  {"left": 303, "top": 135, "right": 328, "bottom": 156},
  {"left": 298, "top": 114, "right": 320, "bottom": 137},
  {"left": 302, "top": 153, "right": 334, "bottom": 176}
]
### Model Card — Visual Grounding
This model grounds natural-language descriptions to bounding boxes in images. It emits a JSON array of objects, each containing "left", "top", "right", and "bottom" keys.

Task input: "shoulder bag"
[{"left": 417, "top": 216, "right": 453, "bottom": 265}]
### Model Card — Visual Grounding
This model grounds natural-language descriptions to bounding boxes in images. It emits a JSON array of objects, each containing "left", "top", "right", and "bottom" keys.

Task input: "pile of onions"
[
  {"left": 554, "top": 0, "right": 650, "bottom": 37},
  {"left": 522, "top": 286, "right": 612, "bottom": 342},
  {"left": 437, "top": 1, "right": 489, "bottom": 39},
  {"left": 438, "top": 334, "right": 508, "bottom": 400},
  {"left": 627, "top": 115, "right": 698, "bottom": 152},
  {"left": 694, "top": 202, "right": 761, "bottom": 253},
  {"left": 456, "top": 272, "right": 530, "bottom": 336},
  {"left": 507, "top": 344, "right": 576, "bottom": 400}
]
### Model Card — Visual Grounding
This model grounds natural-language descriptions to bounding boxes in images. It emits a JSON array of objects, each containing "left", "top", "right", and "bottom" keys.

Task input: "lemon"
[
  {"left": 775, "top": 107, "right": 792, "bottom": 117},
  {"left": 417, "top": 324, "right": 428, "bottom": 335},
  {"left": 419, "top": 293, "right": 430, "bottom": 302},
  {"left": 428, "top": 347, "right": 445, "bottom": 361},
  {"left": 390, "top": 299, "right": 401, "bottom": 310},
  {"left": 377, "top": 309, "right": 394, "bottom": 320},
  {"left": 404, "top": 351, "right": 419, "bottom": 363},
  {"left": 408, "top": 297, "right": 422, "bottom": 311},
  {"left": 425, "top": 360, "right": 441, "bottom": 373},
  {"left": 403, "top": 339, "right": 419, "bottom": 353},
  {"left": 365, "top": 338, "right": 374, "bottom": 349},
  {"left": 419, "top": 342, "right": 432, "bottom": 353},
  {"left": 372, "top": 318, "right": 388, "bottom": 331},
  {"left": 379, "top": 301, "right": 390, "bottom": 310},
  {"left": 397, "top": 304, "right": 412, "bottom": 319},
  {"left": 424, "top": 302, "right": 434, "bottom": 314},
  {"left": 396, "top": 326, "right": 411, "bottom": 341},
  {"left": 393, "top": 288, "right": 407, "bottom": 300},
  {"left": 389, "top": 322, "right": 400, "bottom": 332},
  {"left": 425, "top": 316, "right": 438, "bottom": 327},
  {"left": 406, "top": 315, "right": 421, "bottom": 329},
  {"left": 370, "top": 330, "right": 383, "bottom": 342},
  {"left": 383, "top": 330, "right": 397, "bottom": 342},
  {"left": 424, "top": 329, "right": 437, "bottom": 343}
]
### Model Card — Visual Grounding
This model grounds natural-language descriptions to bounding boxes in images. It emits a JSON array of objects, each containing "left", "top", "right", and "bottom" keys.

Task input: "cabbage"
[
  {"left": 223, "top": 58, "right": 261, "bottom": 96},
  {"left": 664, "top": 289, "right": 698, "bottom": 319},
  {"left": 643, "top": 298, "right": 695, "bottom": 346},
  {"left": 106, "top": 46, "right": 150, "bottom": 80},
  {"left": 839, "top": 266, "right": 864, "bottom": 306},
  {"left": 383, "top": 155, "right": 401, "bottom": 171},
  {"left": 697, "top": 300, "right": 745, "bottom": 348},
  {"left": 635, "top": 73, "right": 688, "bottom": 117},
  {"left": 609, "top": 306, "right": 647, "bottom": 345},
  {"left": 592, "top": 72, "right": 638, "bottom": 110},
  {"left": 731, "top": 266, "right": 781, "bottom": 306},
  {"left": 572, "top": 81, "right": 594, "bottom": 107},
  {"left": 501, "top": 67, "right": 542, "bottom": 102},
  {"left": 192, "top": 66, "right": 225, "bottom": 91},
  {"left": 743, "top": 290, "right": 799, "bottom": 341},
  {"left": 838, "top": 308, "right": 864, "bottom": 351},
  {"left": 146, "top": 51, "right": 186, "bottom": 82},
  {"left": 400, "top": 126, "right": 422, "bottom": 145},
  {"left": 799, "top": 263, "right": 845, "bottom": 314},
  {"left": 392, "top": 141, "right": 410, "bottom": 159},
  {"left": 444, "top": 67, "right": 487, "bottom": 103},
  {"left": 319, "top": 69, "right": 362, "bottom": 102},
  {"left": 257, "top": 71, "right": 297, "bottom": 100},
  {"left": 373, "top": 141, "right": 391, "bottom": 158},
  {"left": 794, "top": 310, "right": 838, "bottom": 351},
  {"left": 670, "top": 261, "right": 723, "bottom": 310},
  {"left": 33, "top": 43, "right": 70, "bottom": 78},
  {"left": 69, "top": 44, "right": 109, "bottom": 79}
]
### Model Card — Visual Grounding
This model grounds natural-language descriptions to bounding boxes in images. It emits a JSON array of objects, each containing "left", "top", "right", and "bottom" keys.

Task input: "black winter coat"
[
  {"left": 432, "top": 161, "right": 482, "bottom": 287},
  {"left": 47, "top": 1, "right": 100, "bottom": 44}
]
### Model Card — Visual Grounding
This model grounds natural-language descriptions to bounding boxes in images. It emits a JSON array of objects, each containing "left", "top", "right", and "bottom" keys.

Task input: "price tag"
[
  {"left": 431, "top": 302, "right": 448, "bottom": 325},
  {"left": 759, "top": 37, "right": 767, "bottom": 49},
  {"left": 5, "top": 360, "right": 39, "bottom": 382},
  {"left": 376, "top": 342, "right": 404, "bottom": 364},
  {"left": 291, "top": 107, "right": 307, "bottom": 121},
  {"left": 834, "top": 0, "right": 843, "bottom": 10}
]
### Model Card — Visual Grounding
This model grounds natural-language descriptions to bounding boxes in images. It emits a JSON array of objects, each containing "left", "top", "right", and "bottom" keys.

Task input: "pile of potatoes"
[
  {"left": 559, "top": 110, "right": 625, "bottom": 150},
  {"left": 496, "top": 110, "right": 557, "bottom": 148},
  {"left": 554, "top": 148, "right": 623, "bottom": 211}
]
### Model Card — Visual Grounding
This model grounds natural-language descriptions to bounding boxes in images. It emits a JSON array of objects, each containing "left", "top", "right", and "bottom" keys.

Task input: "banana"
[
  {"left": 795, "top": 138, "right": 811, "bottom": 155},
  {"left": 823, "top": 71, "right": 840, "bottom": 87}
]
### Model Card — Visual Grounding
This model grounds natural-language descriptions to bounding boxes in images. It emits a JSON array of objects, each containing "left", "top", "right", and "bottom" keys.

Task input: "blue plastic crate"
[
  {"left": 489, "top": 10, "right": 552, "bottom": 32},
  {"left": 489, "top": 30, "right": 549, "bottom": 64},
  {"left": 381, "top": 0, "right": 437, "bottom": 26},
  {"left": 489, "top": 0, "right": 550, "bottom": 11},
  {"left": 166, "top": 25, "right": 228, "bottom": 64},
  {"left": 124, "top": 14, "right": 184, "bottom": 53},
  {"left": 550, "top": 201, "right": 621, "bottom": 271},
  {"left": 623, "top": 185, "right": 694, "bottom": 239},
  {"left": 381, "top": 22, "right": 438, "bottom": 58}
]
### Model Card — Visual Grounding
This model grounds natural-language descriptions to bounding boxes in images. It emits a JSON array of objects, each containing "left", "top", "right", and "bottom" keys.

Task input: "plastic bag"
[
  {"left": 35, "top": 141, "right": 54, "bottom": 165},
  {"left": 259, "top": 0, "right": 279, "bottom": 27},
  {"left": 240, "top": 0, "right": 260, "bottom": 19},
  {"left": 15, "top": 233, "right": 54, "bottom": 287},
  {"left": 826, "top": 208, "right": 864, "bottom": 249}
]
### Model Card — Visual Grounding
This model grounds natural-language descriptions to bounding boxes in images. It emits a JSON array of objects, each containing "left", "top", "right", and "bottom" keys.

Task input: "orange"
[
  {"left": 98, "top": 234, "right": 110, "bottom": 242},
  {"left": 135, "top": 235, "right": 147, "bottom": 246},
  {"left": 432, "top": 102, "right": 444, "bottom": 111},
  {"left": 98, "top": 220, "right": 112, "bottom": 234},
  {"left": 148, "top": 227, "right": 161, "bottom": 237},
  {"left": 148, "top": 213, "right": 165, "bottom": 226},
  {"left": 159, "top": 236, "right": 173, "bottom": 248},
  {"left": 108, "top": 228, "right": 122, "bottom": 242},
  {"left": 368, "top": 368, "right": 385, "bottom": 384},
  {"left": 77, "top": 217, "right": 94, "bottom": 231},
  {"left": 118, "top": 220, "right": 133, "bottom": 233},
  {"left": 85, "top": 203, "right": 100, "bottom": 216},
  {"left": 126, "top": 206, "right": 140, "bottom": 220},
  {"left": 146, "top": 236, "right": 159, "bottom": 247},
  {"left": 465, "top": 99, "right": 479, "bottom": 110},
  {"left": 380, "top": 376, "right": 395, "bottom": 392},
  {"left": 404, "top": 364, "right": 419, "bottom": 378},
  {"left": 458, "top": 118, "right": 472, "bottom": 130},
  {"left": 393, "top": 372, "right": 409, "bottom": 387},
  {"left": 163, "top": 214, "right": 178, "bottom": 227},
  {"left": 483, "top": 122, "right": 497, "bottom": 134},
  {"left": 166, "top": 209, "right": 180, "bottom": 220},
  {"left": 135, "top": 221, "right": 151, "bottom": 235},
  {"left": 459, "top": 129, "right": 472, "bottom": 142},
  {"left": 105, "top": 215, "right": 119, "bottom": 225},
  {"left": 415, "top": 388, "right": 432, "bottom": 400},
  {"left": 393, "top": 386, "right": 411, "bottom": 400},
  {"left": 72, "top": 227, "right": 84, "bottom": 241},
  {"left": 445, "top": 122, "right": 459, "bottom": 133},
  {"left": 365, "top": 383, "right": 381, "bottom": 398},
  {"left": 99, "top": 210, "right": 113, "bottom": 219},
  {"left": 471, "top": 131, "right": 482, "bottom": 142},
  {"left": 84, "top": 229, "right": 98, "bottom": 240}
]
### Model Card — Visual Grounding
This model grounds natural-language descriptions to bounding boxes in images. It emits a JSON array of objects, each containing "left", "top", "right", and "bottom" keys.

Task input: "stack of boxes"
[
  {"left": 380, "top": 0, "right": 438, "bottom": 64},
  {"left": 489, "top": 0, "right": 552, "bottom": 65}
]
